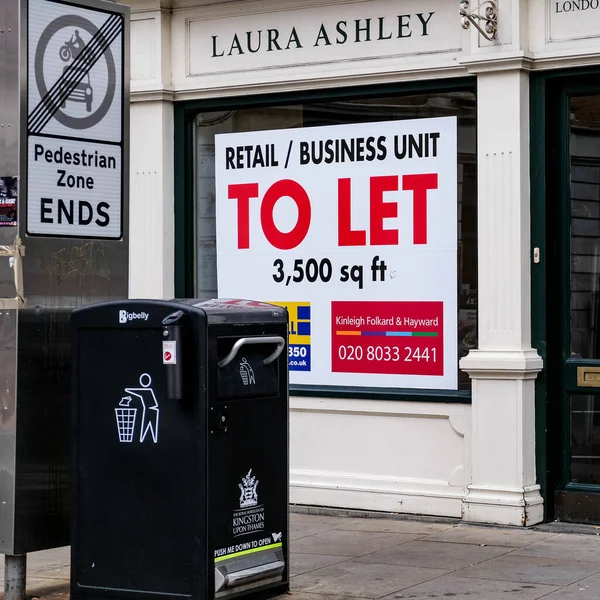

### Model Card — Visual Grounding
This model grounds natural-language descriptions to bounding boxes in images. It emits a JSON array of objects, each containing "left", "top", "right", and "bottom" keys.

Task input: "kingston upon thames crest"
[{"left": 239, "top": 469, "right": 259, "bottom": 508}]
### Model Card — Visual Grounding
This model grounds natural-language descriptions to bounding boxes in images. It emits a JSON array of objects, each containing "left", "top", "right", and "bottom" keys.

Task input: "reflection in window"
[
  {"left": 571, "top": 394, "right": 600, "bottom": 485},
  {"left": 570, "top": 96, "right": 600, "bottom": 359},
  {"left": 194, "top": 92, "right": 477, "bottom": 390}
]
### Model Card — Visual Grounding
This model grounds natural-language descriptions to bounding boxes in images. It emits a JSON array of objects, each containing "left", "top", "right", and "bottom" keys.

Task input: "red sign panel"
[{"left": 331, "top": 301, "right": 443, "bottom": 376}]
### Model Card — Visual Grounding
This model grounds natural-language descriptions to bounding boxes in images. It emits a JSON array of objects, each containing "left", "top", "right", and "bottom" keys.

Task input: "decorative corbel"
[{"left": 460, "top": 0, "right": 498, "bottom": 42}]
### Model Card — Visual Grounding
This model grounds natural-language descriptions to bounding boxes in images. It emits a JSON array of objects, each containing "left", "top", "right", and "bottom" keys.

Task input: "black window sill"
[{"left": 289, "top": 385, "right": 471, "bottom": 403}]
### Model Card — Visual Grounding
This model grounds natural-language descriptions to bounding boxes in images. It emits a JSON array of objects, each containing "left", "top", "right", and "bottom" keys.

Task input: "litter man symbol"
[
  {"left": 115, "top": 373, "right": 160, "bottom": 444},
  {"left": 239, "top": 358, "right": 255, "bottom": 386},
  {"left": 28, "top": 8, "right": 122, "bottom": 135}
]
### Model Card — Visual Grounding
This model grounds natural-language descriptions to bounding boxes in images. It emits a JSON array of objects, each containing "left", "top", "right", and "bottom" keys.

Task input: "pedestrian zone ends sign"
[{"left": 26, "top": 0, "right": 126, "bottom": 239}]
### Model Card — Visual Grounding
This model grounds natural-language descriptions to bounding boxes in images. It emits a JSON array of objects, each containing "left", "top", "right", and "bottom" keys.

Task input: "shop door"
[{"left": 548, "top": 89, "right": 600, "bottom": 523}]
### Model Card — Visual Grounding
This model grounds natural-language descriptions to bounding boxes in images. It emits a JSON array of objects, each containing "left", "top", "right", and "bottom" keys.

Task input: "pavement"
[{"left": 4, "top": 511, "right": 600, "bottom": 599}]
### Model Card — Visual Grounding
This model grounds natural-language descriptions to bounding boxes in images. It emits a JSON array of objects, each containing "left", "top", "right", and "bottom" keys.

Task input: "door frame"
[{"left": 531, "top": 67, "right": 600, "bottom": 522}]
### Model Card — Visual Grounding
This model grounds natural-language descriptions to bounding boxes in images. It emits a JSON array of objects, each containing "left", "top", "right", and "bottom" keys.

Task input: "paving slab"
[
  {"left": 291, "top": 514, "right": 355, "bottom": 540},
  {"left": 291, "top": 553, "right": 348, "bottom": 576},
  {"left": 275, "top": 593, "right": 368, "bottom": 600},
  {"left": 378, "top": 574, "right": 560, "bottom": 600},
  {"left": 26, "top": 566, "right": 70, "bottom": 581},
  {"left": 290, "top": 514, "right": 352, "bottom": 527},
  {"left": 425, "top": 525, "right": 557, "bottom": 548},
  {"left": 355, "top": 540, "right": 514, "bottom": 570},
  {"left": 26, "top": 577, "right": 69, "bottom": 600},
  {"left": 541, "top": 572, "right": 600, "bottom": 598},
  {"left": 513, "top": 533, "right": 600, "bottom": 563},
  {"left": 291, "top": 561, "right": 448, "bottom": 598},
  {"left": 292, "top": 530, "right": 419, "bottom": 557},
  {"left": 333, "top": 519, "right": 453, "bottom": 535},
  {"left": 456, "top": 553, "right": 600, "bottom": 586},
  {"left": 28, "top": 547, "right": 70, "bottom": 571}
]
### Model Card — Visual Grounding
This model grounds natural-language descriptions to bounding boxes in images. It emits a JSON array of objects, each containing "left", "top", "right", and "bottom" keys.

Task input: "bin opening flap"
[
  {"left": 215, "top": 560, "right": 285, "bottom": 592},
  {"left": 214, "top": 547, "right": 285, "bottom": 593},
  {"left": 217, "top": 341, "right": 279, "bottom": 400}
]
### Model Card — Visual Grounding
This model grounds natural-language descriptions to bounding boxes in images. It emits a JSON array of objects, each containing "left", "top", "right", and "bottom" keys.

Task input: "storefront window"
[{"left": 194, "top": 91, "right": 477, "bottom": 391}]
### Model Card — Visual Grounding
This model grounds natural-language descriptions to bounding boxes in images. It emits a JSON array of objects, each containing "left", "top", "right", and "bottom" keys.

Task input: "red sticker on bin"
[{"left": 162, "top": 341, "right": 177, "bottom": 364}]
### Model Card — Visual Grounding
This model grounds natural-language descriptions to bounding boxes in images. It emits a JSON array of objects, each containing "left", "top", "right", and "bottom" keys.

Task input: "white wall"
[{"left": 290, "top": 398, "right": 470, "bottom": 517}]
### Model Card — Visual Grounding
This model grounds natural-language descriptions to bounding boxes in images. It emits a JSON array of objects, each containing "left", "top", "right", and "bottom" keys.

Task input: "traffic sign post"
[
  {"left": 0, "top": 1, "right": 129, "bottom": 599},
  {"left": 25, "top": 0, "right": 128, "bottom": 239}
]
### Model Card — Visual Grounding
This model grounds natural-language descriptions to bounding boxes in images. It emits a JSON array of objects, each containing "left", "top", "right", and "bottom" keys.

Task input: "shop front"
[{"left": 127, "top": 0, "right": 600, "bottom": 525}]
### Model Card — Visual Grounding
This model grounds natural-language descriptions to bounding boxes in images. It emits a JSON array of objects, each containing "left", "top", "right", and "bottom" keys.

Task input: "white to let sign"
[
  {"left": 216, "top": 117, "right": 458, "bottom": 390},
  {"left": 26, "top": 0, "right": 125, "bottom": 239}
]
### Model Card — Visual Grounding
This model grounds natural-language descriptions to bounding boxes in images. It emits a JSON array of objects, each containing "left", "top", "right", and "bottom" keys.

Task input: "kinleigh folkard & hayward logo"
[{"left": 233, "top": 469, "right": 265, "bottom": 537}]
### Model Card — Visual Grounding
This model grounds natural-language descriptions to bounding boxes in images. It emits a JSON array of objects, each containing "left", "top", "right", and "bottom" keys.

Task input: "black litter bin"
[{"left": 71, "top": 299, "right": 289, "bottom": 600}]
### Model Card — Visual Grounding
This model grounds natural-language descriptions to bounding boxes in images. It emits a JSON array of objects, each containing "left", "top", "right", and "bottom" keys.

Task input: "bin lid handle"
[{"left": 218, "top": 336, "right": 285, "bottom": 368}]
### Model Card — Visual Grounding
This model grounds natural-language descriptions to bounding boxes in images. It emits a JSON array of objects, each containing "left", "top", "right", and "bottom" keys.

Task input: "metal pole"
[{"left": 4, "top": 554, "right": 26, "bottom": 600}]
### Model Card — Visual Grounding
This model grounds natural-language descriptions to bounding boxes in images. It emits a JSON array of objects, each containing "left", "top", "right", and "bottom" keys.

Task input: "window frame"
[{"left": 174, "top": 77, "right": 476, "bottom": 403}]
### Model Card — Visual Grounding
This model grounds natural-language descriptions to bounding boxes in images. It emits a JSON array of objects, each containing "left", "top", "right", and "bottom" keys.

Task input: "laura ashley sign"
[
  {"left": 211, "top": 13, "right": 435, "bottom": 58},
  {"left": 187, "top": 0, "right": 461, "bottom": 77}
]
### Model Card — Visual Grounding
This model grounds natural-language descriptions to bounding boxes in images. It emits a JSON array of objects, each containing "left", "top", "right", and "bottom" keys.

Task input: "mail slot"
[
  {"left": 577, "top": 366, "right": 600, "bottom": 388},
  {"left": 71, "top": 299, "right": 289, "bottom": 600}
]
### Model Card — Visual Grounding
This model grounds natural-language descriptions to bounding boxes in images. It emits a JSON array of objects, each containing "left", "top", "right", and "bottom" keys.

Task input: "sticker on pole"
[
  {"left": 26, "top": 0, "right": 127, "bottom": 239},
  {"left": 162, "top": 341, "right": 177, "bottom": 365}
]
